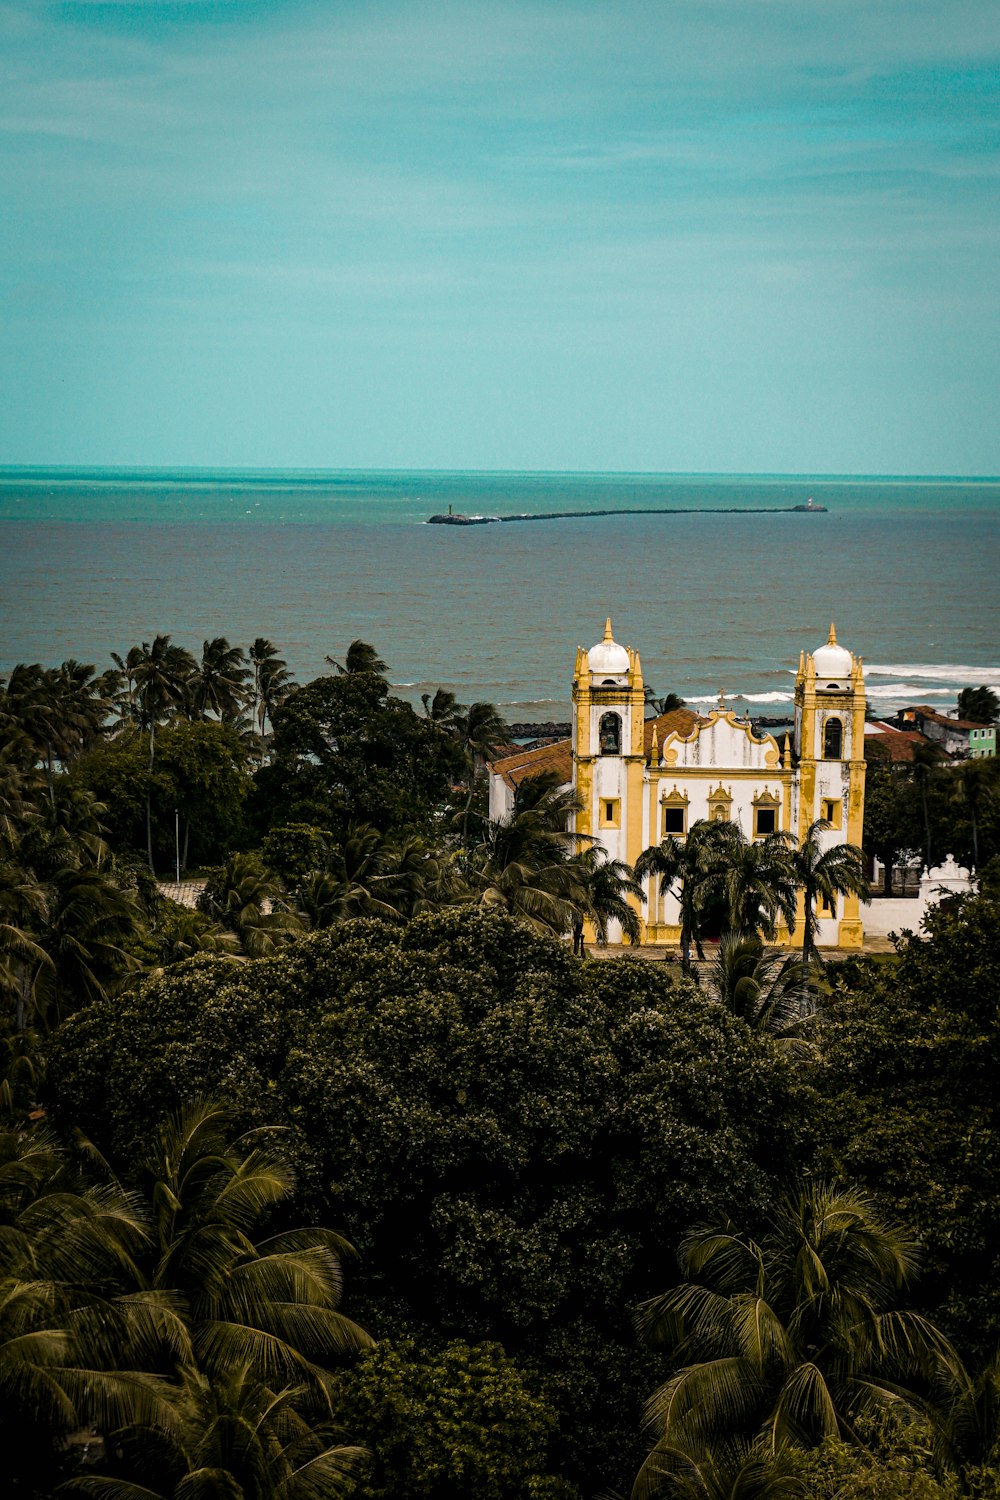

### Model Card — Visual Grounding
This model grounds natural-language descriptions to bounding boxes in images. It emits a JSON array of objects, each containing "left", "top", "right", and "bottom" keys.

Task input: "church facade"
[{"left": 489, "top": 619, "right": 867, "bottom": 949}]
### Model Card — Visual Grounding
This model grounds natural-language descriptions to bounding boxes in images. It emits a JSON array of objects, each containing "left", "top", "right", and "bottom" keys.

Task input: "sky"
[{"left": 1, "top": 0, "right": 998, "bottom": 474}]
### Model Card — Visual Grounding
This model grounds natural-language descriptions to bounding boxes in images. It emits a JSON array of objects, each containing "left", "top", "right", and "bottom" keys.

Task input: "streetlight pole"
[{"left": 175, "top": 807, "right": 180, "bottom": 884}]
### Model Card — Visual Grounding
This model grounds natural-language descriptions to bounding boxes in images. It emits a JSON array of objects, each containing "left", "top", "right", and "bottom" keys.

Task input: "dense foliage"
[{"left": 2, "top": 641, "right": 999, "bottom": 1498}]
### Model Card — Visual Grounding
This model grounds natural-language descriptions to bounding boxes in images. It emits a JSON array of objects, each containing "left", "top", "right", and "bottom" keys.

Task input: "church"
[{"left": 489, "top": 619, "right": 867, "bottom": 950}]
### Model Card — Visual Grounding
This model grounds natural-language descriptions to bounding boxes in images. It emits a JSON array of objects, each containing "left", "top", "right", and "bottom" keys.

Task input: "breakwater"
[{"left": 427, "top": 503, "right": 827, "bottom": 525}]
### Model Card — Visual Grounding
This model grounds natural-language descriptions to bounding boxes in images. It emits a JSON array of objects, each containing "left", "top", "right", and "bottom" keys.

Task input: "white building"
[{"left": 489, "top": 620, "right": 868, "bottom": 950}]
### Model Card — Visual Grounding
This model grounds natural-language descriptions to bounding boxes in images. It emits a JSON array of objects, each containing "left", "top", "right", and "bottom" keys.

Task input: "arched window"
[
  {"left": 598, "top": 712, "right": 621, "bottom": 755},
  {"left": 823, "top": 717, "right": 843, "bottom": 760}
]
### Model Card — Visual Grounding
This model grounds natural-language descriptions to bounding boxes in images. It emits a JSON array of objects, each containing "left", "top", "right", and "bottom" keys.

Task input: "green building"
[{"left": 969, "top": 724, "right": 997, "bottom": 758}]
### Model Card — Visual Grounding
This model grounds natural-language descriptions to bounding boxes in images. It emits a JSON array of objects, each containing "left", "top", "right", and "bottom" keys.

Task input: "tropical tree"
[
  {"left": 135, "top": 1100, "right": 371, "bottom": 1387},
  {"left": 862, "top": 759, "right": 921, "bottom": 896},
  {"left": 249, "top": 638, "right": 296, "bottom": 761},
  {"left": 47, "top": 1100, "right": 372, "bottom": 1498},
  {"left": 788, "top": 820, "right": 868, "bottom": 973},
  {"left": 633, "top": 1434, "right": 804, "bottom": 1500},
  {"left": 644, "top": 686, "right": 687, "bottom": 715},
  {"left": 326, "top": 639, "right": 387, "bottom": 676},
  {"left": 701, "top": 933, "right": 819, "bottom": 1043},
  {"left": 292, "top": 824, "right": 404, "bottom": 928},
  {"left": 65, "top": 1364, "right": 367, "bottom": 1500},
  {"left": 34, "top": 863, "right": 142, "bottom": 1024},
  {"left": 714, "top": 830, "right": 798, "bottom": 944},
  {"left": 0, "top": 863, "right": 52, "bottom": 1031},
  {"left": 154, "top": 905, "right": 243, "bottom": 966},
  {"left": 49, "top": 660, "right": 115, "bottom": 763},
  {"left": 951, "top": 758, "right": 994, "bottom": 871},
  {"left": 197, "top": 851, "right": 302, "bottom": 955},
  {"left": 957, "top": 686, "right": 999, "bottom": 725},
  {"left": 471, "top": 772, "right": 584, "bottom": 936},
  {"left": 188, "top": 636, "right": 250, "bottom": 723},
  {"left": 455, "top": 700, "right": 510, "bottom": 842},
  {"left": 131, "top": 636, "right": 197, "bottom": 871},
  {"left": 262, "top": 672, "right": 463, "bottom": 841},
  {"left": 0, "top": 741, "right": 43, "bottom": 846},
  {"left": 635, "top": 819, "right": 736, "bottom": 970},
  {"left": 2, "top": 663, "right": 61, "bottom": 804},
  {"left": 909, "top": 741, "right": 940, "bottom": 874},
  {"left": 0, "top": 1113, "right": 181, "bottom": 1493},
  {"left": 634, "top": 1183, "right": 959, "bottom": 1495},
  {"left": 569, "top": 845, "right": 644, "bottom": 954},
  {"left": 474, "top": 806, "right": 581, "bottom": 935},
  {"left": 421, "top": 686, "right": 462, "bottom": 730},
  {"left": 110, "top": 646, "right": 145, "bottom": 724}
]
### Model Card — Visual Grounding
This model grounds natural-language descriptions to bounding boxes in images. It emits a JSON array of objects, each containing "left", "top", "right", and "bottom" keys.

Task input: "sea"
[{"left": 1, "top": 469, "right": 998, "bottom": 724}]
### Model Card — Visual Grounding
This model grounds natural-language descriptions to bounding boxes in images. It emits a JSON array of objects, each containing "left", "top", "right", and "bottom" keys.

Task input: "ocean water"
[{"left": 1, "top": 469, "right": 998, "bottom": 722}]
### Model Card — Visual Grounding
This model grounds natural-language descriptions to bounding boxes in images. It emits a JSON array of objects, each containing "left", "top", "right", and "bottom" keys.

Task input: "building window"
[
  {"left": 820, "top": 892, "right": 836, "bottom": 917},
  {"left": 753, "top": 803, "right": 778, "bottom": 837},
  {"left": 599, "top": 798, "right": 621, "bottom": 829},
  {"left": 821, "top": 798, "right": 842, "bottom": 829},
  {"left": 663, "top": 804, "right": 686, "bottom": 836},
  {"left": 823, "top": 717, "right": 843, "bottom": 760},
  {"left": 599, "top": 712, "right": 622, "bottom": 755}
]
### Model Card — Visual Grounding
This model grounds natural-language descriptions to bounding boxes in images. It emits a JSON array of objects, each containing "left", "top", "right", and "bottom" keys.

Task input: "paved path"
[{"left": 157, "top": 881, "right": 205, "bottom": 909}]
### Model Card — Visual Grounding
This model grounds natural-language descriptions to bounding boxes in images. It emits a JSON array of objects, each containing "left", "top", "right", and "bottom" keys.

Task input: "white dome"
[
  {"left": 813, "top": 623, "right": 853, "bottom": 682},
  {"left": 588, "top": 618, "right": 630, "bottom": 676}
]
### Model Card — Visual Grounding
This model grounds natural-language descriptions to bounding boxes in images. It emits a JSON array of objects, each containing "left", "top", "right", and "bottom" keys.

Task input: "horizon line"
[{"left": 1, "top": 465, "right": 999, "bottom": 484}]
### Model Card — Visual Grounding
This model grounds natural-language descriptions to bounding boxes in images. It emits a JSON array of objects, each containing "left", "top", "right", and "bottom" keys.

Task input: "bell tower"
[
  {"left": 793, "top": 623, "right": 867, "bottom": 948},
  {"left": 572, "top": 617, "right": 646, "bottom": 884}
]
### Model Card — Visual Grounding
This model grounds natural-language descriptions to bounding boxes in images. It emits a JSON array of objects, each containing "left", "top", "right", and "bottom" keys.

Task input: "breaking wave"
[{"left": 866, "top": 663, "right": 1000, "bottom": 685}]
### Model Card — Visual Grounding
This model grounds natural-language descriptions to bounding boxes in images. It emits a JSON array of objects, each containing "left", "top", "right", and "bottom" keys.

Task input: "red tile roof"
[
  {"left": 903, "top": 706, "right": 987, "bottom": 731},
  {"left": 864, "top": 723, "right": 949, "bottom": 764}
]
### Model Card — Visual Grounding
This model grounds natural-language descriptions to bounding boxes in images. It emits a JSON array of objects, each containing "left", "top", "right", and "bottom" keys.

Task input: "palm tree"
[
  {"left": 188, "top": 636, "right": 250, "bottom": 723},
  {"left": 473, "top": 797, "right": 583, "bottom": 937},
  {"left": 934, "top": 1344, "right": 1000, "bottom": 1480},
  {"left": 154, "top": 906, "right": 243, "bottom": 966},
  {"left": 132, "top": 636, "right": 197, "bottom": 871},
  {"left": 634, "top": 1183, "right": 959, "bottom": 1493},
  {"left": 0, "top": 1118, "right": 182, "bottom": 1490},
  {"left": 34, "top": 864, "right": 142, "bottom": 1024},
  {"left": 325, "top": 640, "right": 387, "bottom": 676},
  {"left": 366, "top": 833, "right": 467, "bottom": 920},
  {"left": 293, "top": 825, "right": 404, "bottom": 928},
  {"left": 67, "top": 1364, "right": 368, "bottom": 1499},
  {"left": 137, "top": 1100, "right": 371, "bottom": 1388},
  {"left": 421, "top": 686, "right": 462, "bottom": 730},
  {"left": 197, "top": 851, "right": 302, "bottom": 955},
  {"left": 41, "top": 783, "right": 111, "bottom": 870},
  {"left": 249, "top": 639, "right": 296, "bottom": 761},
  {"left": 644, "top": 686, "right": 687, "bottom": 715},
  {"left": 910, "top": 740, "right": 940, "bottom": 873},
  {"left": 0, "top": 740, "right": 43, "bottom": 847},
  {"left": 54, "top": 660, "right": 115, "bottom": 761},
  {"left": 788, "top": 820, "right": 868, "bottom": 973},
  {"left": 2, "top": 663, "right": 61, "bottom": 804},
  {"left": 702, "top": 933, "right": 819, "bottom": 1042},
  {"left": 635, "top": 819, "right": 736, "bottom": 971},
  {"left": 0, "top": 863, "right": 52, "bottom": 1031},
  {"left": 957, "top": 685, "right": 999, "bottom": 724},
  {"left": 633, "top": 1434, "right": 804, "bottom": 1500},
  {"left": 455, "top": 700, "right": 510, "bottom": 842},
  {"left": 569, "top": 845, "right": 644, "bottom": 954},
  {"left": 110, "top": 646, "right": 145, "bottom": 730},
  {"left": 716, "top": 831, "right": 797, "bottom": 944},
  {"left": 952, "top": 758, "right": 993, "bottom": 871}
]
